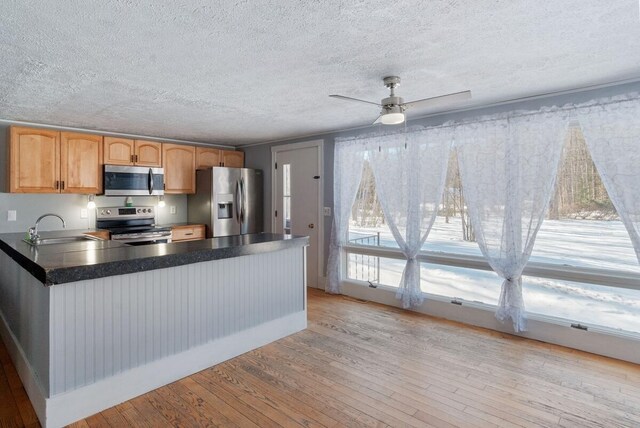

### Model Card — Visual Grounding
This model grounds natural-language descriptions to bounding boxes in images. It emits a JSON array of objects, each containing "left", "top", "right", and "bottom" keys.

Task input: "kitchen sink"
[{"left": 23, "top": 235, "right": 101, "bottom": 246}]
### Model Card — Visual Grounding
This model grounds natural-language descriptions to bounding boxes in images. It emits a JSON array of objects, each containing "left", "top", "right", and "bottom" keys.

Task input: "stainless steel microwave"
[{"left": 104, "top": 165, "right": 164, "bottom": 196}]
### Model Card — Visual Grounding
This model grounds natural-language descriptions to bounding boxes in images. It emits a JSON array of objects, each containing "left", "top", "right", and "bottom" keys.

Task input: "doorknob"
[{"left": 308, "top": 223, "right": 315, "bottom": 229}]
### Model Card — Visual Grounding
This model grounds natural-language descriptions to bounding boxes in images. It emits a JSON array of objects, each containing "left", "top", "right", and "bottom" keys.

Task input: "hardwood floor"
[{"left": 2, "top": 288, "right": 640, "bottom": 427}]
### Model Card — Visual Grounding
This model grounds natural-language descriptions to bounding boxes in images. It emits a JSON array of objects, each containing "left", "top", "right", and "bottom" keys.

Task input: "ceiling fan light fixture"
[
  {"left": 380, "top": 105, "right": 405, "bottom": 125},
  {"left": 380, "top": 112, "right": 405, "bottom": 125}
]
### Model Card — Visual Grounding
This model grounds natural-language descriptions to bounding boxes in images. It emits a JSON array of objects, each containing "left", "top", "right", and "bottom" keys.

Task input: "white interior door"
[{"left": 274, "top": 144, "right": 321, "bottom": 288}]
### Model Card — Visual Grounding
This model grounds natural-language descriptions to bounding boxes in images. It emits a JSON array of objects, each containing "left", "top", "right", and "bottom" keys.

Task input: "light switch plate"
[
  {"left": 170, "top": 206, "right": 177, "bottom": 215},
  {"left": 7, "top": 210, "right": 16, "bottom": 221},
  {"left": 80, "top": 209, "right": 88, "bottom": 219},
  {"left": 323, "top": 207, "right": 332, "bottom": 216}
]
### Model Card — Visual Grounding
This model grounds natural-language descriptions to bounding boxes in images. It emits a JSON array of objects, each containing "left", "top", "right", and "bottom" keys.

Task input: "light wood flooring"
[{"left": 1, "top": 288, "right": 639, "bottom": 427}]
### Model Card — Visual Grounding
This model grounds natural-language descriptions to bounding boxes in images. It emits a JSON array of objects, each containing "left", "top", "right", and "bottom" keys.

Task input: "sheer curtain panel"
[
  {"left": 369, "top": 130, "right": 452, "bottom": 308},
  {"left": 327, "top": 141, "right": 366, "bottom": 293},
  {"left": 581, "top": 97, "right": 640, "bottom": 264},
  {"left": 456, "top": 114, "right": 565, "bottom": 331}
]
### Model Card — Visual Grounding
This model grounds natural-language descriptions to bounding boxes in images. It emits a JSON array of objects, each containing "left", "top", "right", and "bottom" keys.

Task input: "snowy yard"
[{"left": 348, "top": 217, "right": 640, "bottom": 334}]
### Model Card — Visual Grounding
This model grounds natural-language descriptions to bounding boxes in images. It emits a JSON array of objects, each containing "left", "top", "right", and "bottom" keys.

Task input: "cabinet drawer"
[{"left": 172, "top": 225, "right": 205, "bottom": 241}]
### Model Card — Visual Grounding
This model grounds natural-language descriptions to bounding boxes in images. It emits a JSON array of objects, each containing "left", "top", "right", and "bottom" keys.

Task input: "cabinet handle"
[
  {"left": 135, "top": 154, "right": 139, "bottom": 163},
  {"left": 185, "top": 232, "right": 194, "bottom": 236},
  {"left": 61, "top": 181, "right": 65, "bottom": 190},
  {"left": 55, "top": 180, "right": 59, "bottom": 190}
]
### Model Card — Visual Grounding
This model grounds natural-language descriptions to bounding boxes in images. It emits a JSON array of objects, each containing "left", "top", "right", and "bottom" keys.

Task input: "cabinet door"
[
  {"left": 222, "top": 150, "right": 244, "bottom": 168},
  {"left": 163, "top": 144, "right": 196, "bottom": 194},
  {"left": 60, "top": 132, "right": 103, "bottom": 194},
  {"left": 196, "top": 147, "right": 221, "bottom": 169},
  {"left": 135, "top": 140, "right": 162, "bottom": 167},
  {"left": 104, "top": 137, "right": 134, "bottom": 165},
  {"left": 9, "top": 126, "right": 60, "bottom": 193}
]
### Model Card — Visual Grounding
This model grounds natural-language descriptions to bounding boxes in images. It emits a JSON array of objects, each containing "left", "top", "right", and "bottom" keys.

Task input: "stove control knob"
[
  {"left": 148, "top": 208, "right": 153, "bottom": 214},
  {"left": 142, "top": 208, "right": 147, "bottom": 213},
  {"left": 106, "top": 210, "right": 111, "bottom": 215},
  {"left": 137, "top": 209, "right": 141, "bottom": 213},
  {"left": 100, "top": 210, "right": 105, "bottom": 215}
]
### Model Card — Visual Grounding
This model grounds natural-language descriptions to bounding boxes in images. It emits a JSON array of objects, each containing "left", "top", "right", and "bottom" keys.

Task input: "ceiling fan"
[{"left": 330, "top": 76, "right": 471, "bottom": 125}]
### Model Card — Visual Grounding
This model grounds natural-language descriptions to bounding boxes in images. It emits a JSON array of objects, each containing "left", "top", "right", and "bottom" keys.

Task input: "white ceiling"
[{"left": 1, "top": 1, "right": 640, "bottom": 146}]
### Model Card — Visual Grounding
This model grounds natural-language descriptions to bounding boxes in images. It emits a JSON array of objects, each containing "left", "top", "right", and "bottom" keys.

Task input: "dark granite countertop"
[{"left": 0, "top": 230, "right": 309, "bottom": 286}]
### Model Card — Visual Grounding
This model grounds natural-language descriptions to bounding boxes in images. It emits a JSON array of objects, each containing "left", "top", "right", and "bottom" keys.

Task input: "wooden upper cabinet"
[
  {"left": 163, "top": 144, "right": 195, "bottom": 194},
  {"left": 222, "top": 150, "right": 244, "bottom": 168},
  {"left": 196, "top": 147, "right": 220, "bottom": 169},
  {"left": 104, "top": 138, "right": 162, "bottom": 166},
  {"left": 8, "top": 126, "right": 60, "bottom": 193},
  {"left": 104, "top": 137, "right": 134, "bottom": 165},
  {"left": 60, "top": 132, "right": 103, "bottom": 194},
  {"left": 196, "top": 147, "right": 244, "bottom": 169},
  {"left": 134, "top": 140, "right": 162, "bottom": 167}
]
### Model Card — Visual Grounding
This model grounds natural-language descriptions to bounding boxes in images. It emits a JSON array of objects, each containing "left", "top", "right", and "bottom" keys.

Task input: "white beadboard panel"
[
  {"left": 46, "top": 311, "right": 306, "bottom": 428},
  {"left": 49, "top": 246, "right": 305, "bottom": 395},
  {"left": 0, "top": 251, "right": 50, "bottom": 394}
]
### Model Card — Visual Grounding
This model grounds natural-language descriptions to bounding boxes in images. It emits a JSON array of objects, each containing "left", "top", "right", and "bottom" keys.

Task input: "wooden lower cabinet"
[
  {"left": 171, "top": 224, "right": 205, "bottom": 242},
  {"left": 163, "top": 144, "right": 196, "bottom": 194},
  {"left": 84, "top": 230, "right": 110, "bottom": 240}
]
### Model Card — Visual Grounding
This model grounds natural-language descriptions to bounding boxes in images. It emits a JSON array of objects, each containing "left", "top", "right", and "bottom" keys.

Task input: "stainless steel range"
[{"left": 96, "top": 206, "right": 172, "bottom": 245}]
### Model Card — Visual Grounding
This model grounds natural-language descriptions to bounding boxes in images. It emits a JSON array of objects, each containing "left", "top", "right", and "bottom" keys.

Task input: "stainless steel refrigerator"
[{"left": 187, "top": 167, "right": 263, "bottom": 238}]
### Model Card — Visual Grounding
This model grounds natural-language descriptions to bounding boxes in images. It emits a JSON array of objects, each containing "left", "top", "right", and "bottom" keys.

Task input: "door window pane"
[{"left": 283, "top": 163, "right": 291, "bottom": 234}]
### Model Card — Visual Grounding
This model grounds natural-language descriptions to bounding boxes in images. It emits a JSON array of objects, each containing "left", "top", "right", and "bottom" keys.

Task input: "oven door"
[{"left": 104, "top": 165, "right": 164, "bottom": 196}]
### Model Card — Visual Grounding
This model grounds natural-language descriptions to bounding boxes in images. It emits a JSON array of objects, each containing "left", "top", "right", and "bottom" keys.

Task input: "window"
[
  {"left": 345, "top": 126, "right": 640, "bottom": 335},
  {"left": 282, "top": 163, "right": 291, "bottom": 234}
]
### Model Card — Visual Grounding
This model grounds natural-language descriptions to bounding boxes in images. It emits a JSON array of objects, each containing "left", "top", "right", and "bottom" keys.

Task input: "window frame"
[{"left": 343, "top": 243, "right": 640, "bottom": 291}]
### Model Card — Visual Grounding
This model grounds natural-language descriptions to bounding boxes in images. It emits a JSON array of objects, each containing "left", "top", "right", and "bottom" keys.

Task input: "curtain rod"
[{"left": 336, "top": 93, "right": 640, "bottom": 143}]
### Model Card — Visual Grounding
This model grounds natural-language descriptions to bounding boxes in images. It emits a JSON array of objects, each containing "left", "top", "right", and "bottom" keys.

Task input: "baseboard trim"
[
  {"left": 341, "top": 281, "right": 640, "bottom": 365},
  {"left": 0, "top": 311, "right": 47, "bottom": 425}
]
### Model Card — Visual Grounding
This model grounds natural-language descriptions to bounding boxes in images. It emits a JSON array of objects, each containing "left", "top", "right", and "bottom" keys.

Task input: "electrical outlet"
[
  {"left": 7, "top": 210, "right": 16, "bottom": 222},
  {"left": 170, "top": 206, "right": 177, "bottom": 215},
  {"left": 323, "top": 207, "right": 332, "bottom": 216},
  {"left": 80, "top": 209, "right": 88, "bottom": 219}
]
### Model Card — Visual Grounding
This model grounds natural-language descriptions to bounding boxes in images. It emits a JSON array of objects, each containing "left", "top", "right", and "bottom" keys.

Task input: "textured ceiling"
[{"left": 1, "top": 1, "right": 640, "bottom": 146}]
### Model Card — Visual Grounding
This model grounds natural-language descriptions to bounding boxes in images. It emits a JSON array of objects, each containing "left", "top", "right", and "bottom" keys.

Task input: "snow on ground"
[{"left": 348, "top": 217, "right": 640, "bottom": 334}]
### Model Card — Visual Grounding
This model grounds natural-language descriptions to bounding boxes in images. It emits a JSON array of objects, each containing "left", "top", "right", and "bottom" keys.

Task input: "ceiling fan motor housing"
[{"left": 382, "top": 96, "right": 405, "bottom": 111}]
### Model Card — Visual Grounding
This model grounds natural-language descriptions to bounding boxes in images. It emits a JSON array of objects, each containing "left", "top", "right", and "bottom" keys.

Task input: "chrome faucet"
[{"left": 28, "top": 214, "right": 66, "bottom": 244}]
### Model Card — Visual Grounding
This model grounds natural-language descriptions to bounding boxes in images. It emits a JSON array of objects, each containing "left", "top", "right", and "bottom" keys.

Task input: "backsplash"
[{"left": 0, "top": 193, "right": 187, "bottom": 234}]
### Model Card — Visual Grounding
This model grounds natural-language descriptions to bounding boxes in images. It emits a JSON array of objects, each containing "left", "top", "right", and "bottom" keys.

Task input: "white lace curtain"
[
  {"left": 327, "top": 141, "right": 366, "bottom": 293},
  {"left": 369, "top": 130, "right": 452, "bottom": 308},
  {"left": 329, "top": 93, "right": 640, "bottom": 332},
  {"left": 580, "top": 99, "right": 640, "bottom": 264},
  {"left": 456, "top": 113, "right": 566, "bottom": 331}
]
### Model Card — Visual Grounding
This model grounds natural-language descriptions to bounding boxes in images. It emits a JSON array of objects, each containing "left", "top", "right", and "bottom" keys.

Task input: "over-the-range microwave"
[{"left": 103, "top": 165, "right": 165, "bottom": 196}]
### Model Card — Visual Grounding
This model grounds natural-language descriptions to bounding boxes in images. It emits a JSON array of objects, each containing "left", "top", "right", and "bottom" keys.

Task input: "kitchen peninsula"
[{"left": 0, "top": 231, "right": 308, "bottom": 427}]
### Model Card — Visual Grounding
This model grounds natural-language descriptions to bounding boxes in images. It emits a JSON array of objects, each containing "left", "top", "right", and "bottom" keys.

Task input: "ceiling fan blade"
[
  {"left": 402, "top": 90, "right": 472, "bottom": 110},
  {"left": 329, "top": 94, "right": 381, "bottom": 106}
]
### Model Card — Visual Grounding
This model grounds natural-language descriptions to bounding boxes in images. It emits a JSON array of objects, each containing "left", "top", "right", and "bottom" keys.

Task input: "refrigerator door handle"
[
  {"left": 240, "top": 177, "right": 246, "bottom": 223},
  {"left": 235, "top": 180, "right": 241, "bottom": 223}
]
